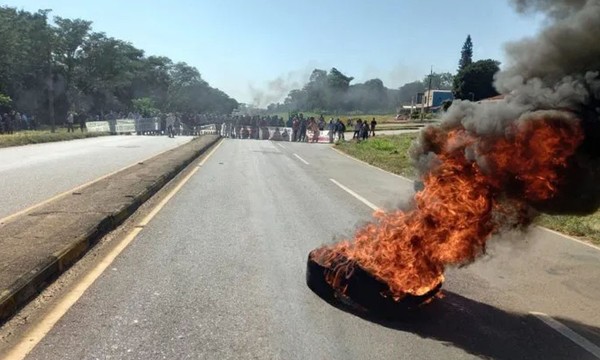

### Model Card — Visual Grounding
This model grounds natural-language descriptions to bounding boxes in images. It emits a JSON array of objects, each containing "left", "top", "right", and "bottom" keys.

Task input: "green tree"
[
  {"left": 458, "top": 35, "right": 473, "bottom": 72},
  {"left": 397, "top": 81, "right": 426, "bottom": 104},
  {"left": 132, "top": 97, "right": 160, "bottom": 117},
  {"left": 0, "top": 5, "right": 238, "bottom": 126},
  {"left": 53, "top": 17, "right": 92, "bottom": 112},
  {"left": 423, "top": 72, "right": 454, "bottom": 90},
  {"left": 453, "top": 59, "right": 500, "bottom": 101}
]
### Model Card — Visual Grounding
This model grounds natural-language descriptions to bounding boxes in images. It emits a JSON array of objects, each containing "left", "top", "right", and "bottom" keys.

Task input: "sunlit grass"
[
  {"left": 335, "top": 134, "right": 417, "bottom": 178},
  {"left": 0, "top": 129, "right": 110, "bottom": 148}
]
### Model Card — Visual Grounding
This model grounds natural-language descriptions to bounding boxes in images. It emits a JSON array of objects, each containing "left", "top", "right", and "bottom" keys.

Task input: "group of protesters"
[
  {"left": 219, "top": 113, "right": 378, "bottom": 143},
  {"left": 0, "top": 111, "right": 37, "bottom": 134},
  {"left": 290, "top": 114, "right": 377, "bottom": 143},
  {"left": 1, "top": 107, "right": 380, "bottom": 143}
]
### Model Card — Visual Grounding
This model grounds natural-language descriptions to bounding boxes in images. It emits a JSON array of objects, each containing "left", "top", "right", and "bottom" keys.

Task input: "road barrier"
[
  {"left": 87, "top": 119, "right": 136, "bottom": 134},
  {"left": 86, "top": 119, "right": 214, "bottom": 136}
]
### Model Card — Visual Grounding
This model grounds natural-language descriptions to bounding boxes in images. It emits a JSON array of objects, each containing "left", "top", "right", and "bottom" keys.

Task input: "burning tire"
[{"left": 306, "top": 247, "right": 442, "bottom": 317}]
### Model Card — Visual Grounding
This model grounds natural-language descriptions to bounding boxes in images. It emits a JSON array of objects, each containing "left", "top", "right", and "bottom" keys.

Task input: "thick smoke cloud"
[
  {"left": 498, "top": 0, "right": 600, "bottom": 94},
  {"left": 249, "top": 69, "right": 311, "bottom": 108},
  {"left": 412, "top": 0, "right": 600, "bottom": 215}
]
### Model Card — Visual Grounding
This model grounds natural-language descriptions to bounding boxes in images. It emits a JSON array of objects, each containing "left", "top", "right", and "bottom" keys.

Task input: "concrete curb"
[{"left": 0, "top": 136, "right": 221, "bottom": 323}]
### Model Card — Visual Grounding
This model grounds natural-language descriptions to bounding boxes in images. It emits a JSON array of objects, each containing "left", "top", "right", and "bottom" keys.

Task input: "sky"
[{"left": 5, "top": 0, "right": 544, "bottom": 105}]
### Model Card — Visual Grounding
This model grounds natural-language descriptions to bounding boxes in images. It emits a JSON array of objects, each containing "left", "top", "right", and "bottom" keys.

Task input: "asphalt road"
[
  {"left": 0, "top": 135, "right": 193, "bottom": 220},
  {"left": 22, "top": 139, "right": 600, "bottom": 359}
]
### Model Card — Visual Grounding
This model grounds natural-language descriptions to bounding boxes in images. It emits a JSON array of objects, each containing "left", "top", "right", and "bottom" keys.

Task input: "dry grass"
[{"left": 0, "top": 130, "right": 109, "bottom": 148}]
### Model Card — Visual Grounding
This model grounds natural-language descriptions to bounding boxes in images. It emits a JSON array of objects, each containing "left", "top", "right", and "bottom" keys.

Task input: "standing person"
[
  {"left": 353, "top": 119, "right": 362, "bottom": 139},
  {"left": 6, "top": 112, "right": 14, "bottom": 134},
  {"left": 318, "top": 116, "right": 325, "bottom": 131},
  {"left": 299, "top": 117, "right": 307, "bottom": 142},
  {"left": 336, "top": 118, "right": 345, "bottom": 141},
  {"left": 328, "top": 119, "right": 335, "bottom": 143},
  {"left": 79, "top": 114, "right": 86, "bottom": 132},
  {"left": 311, "top": 118, "right": 320, "bottom": 143},
  {"left": 174, "top": 116, "right": 181, "bottom": 136},
  {"left": 66, "top": 112, "right": 75, "bottom": 132},
  {"left": 15, "top": 112, "right": 22, "bottom": 131},
  {"left": 292, "top": 117, "right": 299, "bottom": 142},
  {"left": 370, "top": 117, "right": 377, "bottom": 137},
  {"left": 166, "top": 113, "right": 175, "bottom": 138},
  {"left": 360, "top": 120, "right": 369, "bottom": 141}
]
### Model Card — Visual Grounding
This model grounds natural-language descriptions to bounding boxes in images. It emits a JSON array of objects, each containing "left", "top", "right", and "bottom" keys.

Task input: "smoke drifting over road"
[{"left": 249, "top": 68, "right": 312, "bottom": 108}]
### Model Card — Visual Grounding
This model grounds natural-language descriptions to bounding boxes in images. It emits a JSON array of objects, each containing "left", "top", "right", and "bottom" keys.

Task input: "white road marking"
[
  {"left": 293, "top": 153, "right": 310, "bottom": 165},
  {"left": 530, "top": 312, "right": 600, "bottom": 359},
  {"left": 3, "top": 139, "right": 225, "bottom": 360},
  {"left": 276, "top": 143, "right": 287, "bottom": 150},
  {"left": 537, "top": 226, "right": 600, "bottom": 252},
  {"left": 329, "top": 178, "right": 380, "bottom": 211}
]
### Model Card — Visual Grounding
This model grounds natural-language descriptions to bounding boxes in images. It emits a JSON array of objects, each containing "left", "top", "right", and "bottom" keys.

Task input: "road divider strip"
[
  {"left": 3, "top": 138, "right": 224, "bottom": 360},
  {"left": 0, "top": 135, "right": 221, "bottom": 325},
  {"left": 530, "top": 312, "right": 600, "bottom": 359},
  {"left": 0, "top": 140, "right": 192, "bottom": 227}
]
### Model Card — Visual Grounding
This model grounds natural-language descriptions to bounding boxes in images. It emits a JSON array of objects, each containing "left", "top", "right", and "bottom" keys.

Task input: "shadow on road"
[{"left": 322, "top": 291, "right": 599, "bottom": 360}]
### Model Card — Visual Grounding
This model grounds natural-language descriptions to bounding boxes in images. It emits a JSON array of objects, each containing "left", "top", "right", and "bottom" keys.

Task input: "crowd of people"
[
  {"left": 287, "top": 114, "right": 377, "bottom": 143},
  {"left": 219, "top": 113, "right": 378, "bottom": 143},
  {"left": 0, "top": 111, "right": 37, "bottom": 134},
  {"left": 0, "top": 108, "right": 379, "bottom": 142}
]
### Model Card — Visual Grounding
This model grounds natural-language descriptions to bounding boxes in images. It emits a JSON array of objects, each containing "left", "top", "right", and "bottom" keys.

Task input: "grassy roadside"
[
  {"left": 536, "top": 214, "right": 600, "bottom": 244},
  {"left": 335, "top": 134, "right": 418, "bottom": 178},
  {"left": 0, "top": 130, "right": 110, "bottom": 148},
  {"left": 335, "top": 133, "right": 600, "bottom": 245}
]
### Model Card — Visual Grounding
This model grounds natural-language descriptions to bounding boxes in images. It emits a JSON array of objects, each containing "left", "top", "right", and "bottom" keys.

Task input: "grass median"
[
  {"left": 335, "top": 133, "right": 600, "bottom": 245},
  {"left": 0, "top": 129, "right": 110, "bottom": 148}
]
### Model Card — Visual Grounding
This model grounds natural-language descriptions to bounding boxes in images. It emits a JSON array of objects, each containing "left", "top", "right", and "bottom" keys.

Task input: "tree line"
[
  {"left": 0, "top": 6, "right": 238, "bottom": 130},
  {"left": 267, "top": 35, "right": 500, "bottom": 114}
]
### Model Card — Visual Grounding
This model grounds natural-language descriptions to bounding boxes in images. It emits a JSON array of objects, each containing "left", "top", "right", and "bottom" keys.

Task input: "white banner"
[
  {"left": 259, "top": 126, "right": 292, "bottom": 141},
  {"left": 86, "top": 121, "right": 110, "bottom": 132},
  {"left": 115, "top": 119, "right": 136, "bottom": 133}
]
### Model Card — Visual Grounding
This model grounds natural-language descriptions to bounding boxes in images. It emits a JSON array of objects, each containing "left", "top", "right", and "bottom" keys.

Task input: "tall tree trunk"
[{"left": 48, "top": 50, "right": 55, "bottom": 133}]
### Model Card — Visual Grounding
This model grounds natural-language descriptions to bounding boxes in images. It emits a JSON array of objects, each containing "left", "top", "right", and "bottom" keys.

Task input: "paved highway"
[
  {"left": 0, "top": 135, "right": 193, "bottom": 220},
  {"left": 12, "top": 139, "right": 600, "bottom": 359}
]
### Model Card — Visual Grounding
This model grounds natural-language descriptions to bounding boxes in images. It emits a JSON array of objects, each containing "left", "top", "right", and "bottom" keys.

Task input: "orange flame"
[{"left": 315, "top": 112, "right": 583, "bottom": 299}]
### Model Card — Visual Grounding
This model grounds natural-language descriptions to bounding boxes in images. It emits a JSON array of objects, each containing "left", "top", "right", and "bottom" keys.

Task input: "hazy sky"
[{"left": 6, "top": 0, "right": 543, "bottom": 105}]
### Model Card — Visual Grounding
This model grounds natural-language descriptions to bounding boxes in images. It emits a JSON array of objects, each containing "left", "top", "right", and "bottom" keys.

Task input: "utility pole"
[{"left": 420, "top": 66, "right": 433, "bottom": 122}]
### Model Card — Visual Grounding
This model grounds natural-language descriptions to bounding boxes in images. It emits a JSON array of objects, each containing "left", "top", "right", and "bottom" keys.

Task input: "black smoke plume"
[{"left": 412, "top": 0, "right": 600, "bottom": 215}]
